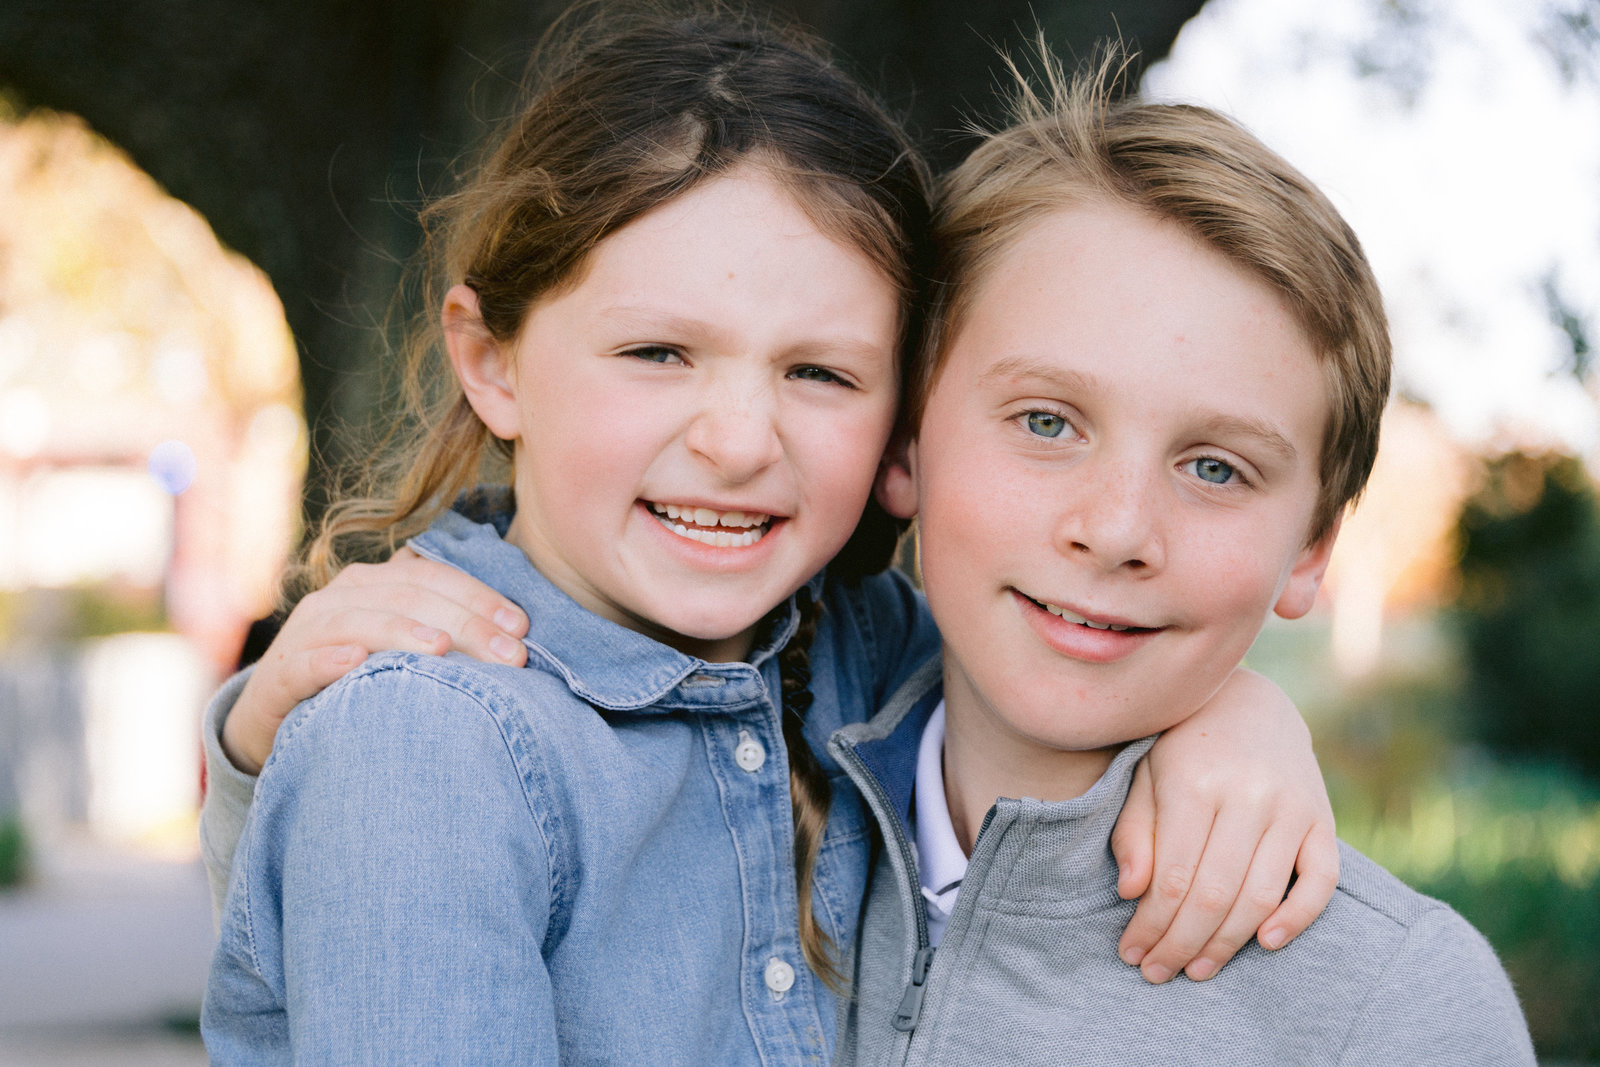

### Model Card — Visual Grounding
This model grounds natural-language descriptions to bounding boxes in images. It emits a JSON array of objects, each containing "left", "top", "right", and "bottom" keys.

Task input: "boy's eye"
[
  {"left": 1025, "top": 411, "right": 1070, "bottom": 438},
  {"left": 789, "top": 365, "right": 847, "bottom": 386},
  {"left": 623, "top": 345, "right": 684, "bottom": 365},
  {"left": 1189, "top": 457, "right": 1239, "bottom": 485}
]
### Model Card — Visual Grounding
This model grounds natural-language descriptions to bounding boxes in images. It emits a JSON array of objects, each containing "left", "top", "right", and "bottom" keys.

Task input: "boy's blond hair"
[{"left": 912, "top": 50, "right": 1391, "bottom": 541}]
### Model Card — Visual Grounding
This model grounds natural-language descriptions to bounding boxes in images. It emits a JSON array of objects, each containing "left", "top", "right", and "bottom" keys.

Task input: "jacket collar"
[
  {"left": 832, "top": 657, "right": 1158, "bottom": 843},
  {"left": 408, "top": 491, "right": 821, "bottom": 712}
]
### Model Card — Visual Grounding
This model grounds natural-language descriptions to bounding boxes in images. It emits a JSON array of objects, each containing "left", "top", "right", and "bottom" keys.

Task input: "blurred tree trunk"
[{"left": 0, "top": 0, "right": 1204, "bottom": 529}]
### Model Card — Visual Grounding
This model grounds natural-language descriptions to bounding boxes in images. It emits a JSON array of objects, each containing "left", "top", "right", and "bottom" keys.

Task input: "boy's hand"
[
  {"left": 1108, "top": 668, "right": 1338, "bottom": 984},
  {"left": 220, "top": 548, "right": 530, "bottom": 774}
]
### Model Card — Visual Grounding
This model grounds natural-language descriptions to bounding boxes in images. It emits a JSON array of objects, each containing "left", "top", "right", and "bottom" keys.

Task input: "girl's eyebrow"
[{"left": 601, "top": 306, "right": 891, "bottom": 363}]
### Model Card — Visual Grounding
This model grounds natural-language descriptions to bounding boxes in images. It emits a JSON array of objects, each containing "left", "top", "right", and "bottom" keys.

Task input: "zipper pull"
[{"left": 892, "top": 945, "right": 936, "bottom": 1032}]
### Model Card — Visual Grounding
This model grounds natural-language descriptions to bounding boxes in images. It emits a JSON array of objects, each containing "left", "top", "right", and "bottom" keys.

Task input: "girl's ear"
[
  {"left": 443, "top": 284, "right": 521, "bottom": 441},
  {"left": 874, "top": 432, "right": 920, "bottom": 520},
  {"left": 1273, "top": 515, "right": 1342, "bottom": 621}
]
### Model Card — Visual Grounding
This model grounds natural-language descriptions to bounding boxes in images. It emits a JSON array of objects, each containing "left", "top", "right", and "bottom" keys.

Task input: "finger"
[
  {"left": 1182, "top": 823, "right": 1306, "bottom": 980},
  {"left": 342, "top": 550, "right": 530, "bottom": 639},
  {"left": 308, "top": 588, "right": 525, "bottom": 667},
  {"left": 1134, "top": 802, "right": 1273, "bottom": 983},
  {"left": 1116, "top": 797, "right": 1214, "bottom": 969},
  {"left": 1257, "top": 820, "right": 1340, "bottom": 951},
  {"left": 1110, "top": 758, "right": 1156, "bottom": 901}
]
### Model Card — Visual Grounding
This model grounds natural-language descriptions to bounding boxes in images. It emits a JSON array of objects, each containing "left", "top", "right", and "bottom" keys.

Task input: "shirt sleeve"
[
  {"left": 1338, "top": 905, "right": 1536, "bottom": 1066},
  {"left": 838, "top": 567, "right": 941, "bottom": 706},
  {"left": 202, "top": 659, "right": 558, "bottom": 1064},
  {"left": 199, "top": 667, "right": 259, "bottom": 920}
]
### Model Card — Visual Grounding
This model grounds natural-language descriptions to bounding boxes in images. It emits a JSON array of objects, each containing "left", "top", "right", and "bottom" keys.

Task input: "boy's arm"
[
  {"left": 222, "top": 548, "right": 530, "bottom": 774},
  {"left": 1338, "top": 906, "right": 1535, "bottom": 1065},
  {"left": 1111, "top": 668, "right": 1340, "bottom": 983}
]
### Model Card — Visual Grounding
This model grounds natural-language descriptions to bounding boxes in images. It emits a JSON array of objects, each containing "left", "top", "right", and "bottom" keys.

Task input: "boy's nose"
[
  {"left": 683, "top": 386, "right": 783, "bottom": 483},
  {"left": 1052, "top": 457, "right": 1165, "bottom": 574}
]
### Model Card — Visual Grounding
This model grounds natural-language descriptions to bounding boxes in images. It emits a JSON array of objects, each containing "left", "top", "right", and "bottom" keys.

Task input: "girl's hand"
[
  {"left": 1108, "top": 668, "right": 1338, "bottom": 984},
  {"left": 219, "top": 547, "right": 530, "bottom": 774}
]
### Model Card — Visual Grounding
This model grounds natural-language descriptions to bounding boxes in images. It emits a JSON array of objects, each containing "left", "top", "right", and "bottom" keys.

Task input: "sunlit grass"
[{"left": 1337, "top": 761, "right": 1600, "bottom": 888}]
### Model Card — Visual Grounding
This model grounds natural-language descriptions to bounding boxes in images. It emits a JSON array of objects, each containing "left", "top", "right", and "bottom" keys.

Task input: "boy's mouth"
[
  {"left": 1022, "top": 593, "right": 1155, "bottom": 633},
  {"left": 648, "top": 502, "right": 773, "bottom": 548}
]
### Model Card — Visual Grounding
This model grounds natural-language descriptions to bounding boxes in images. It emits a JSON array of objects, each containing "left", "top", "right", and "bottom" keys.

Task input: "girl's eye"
[
  {"left": 1190, "top": 456, "right": 1239, "bottom": 485},
  {"left": 789, "top": 365, "right": 848, "bottom": 386},
  {"left": 623, "top": 345, "right": 684, "bottom": 365},
  {"left": 1024, "top": 411, "right": 1071, "bottom": 438}
]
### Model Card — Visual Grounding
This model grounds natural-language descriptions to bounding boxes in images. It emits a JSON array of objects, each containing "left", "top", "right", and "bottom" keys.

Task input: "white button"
[
  {"left": 764, "top": 957, "right": 795, "bottom": 996},
  {"left": 734, "top": 731, "right": 766, "bottom": 773}
]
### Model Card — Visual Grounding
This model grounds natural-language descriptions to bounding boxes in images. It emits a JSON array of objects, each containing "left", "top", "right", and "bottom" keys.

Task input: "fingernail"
[
  {"left": 1120, "top": 945, "right": 1145, "bottom": 966},
  {"left": 413, "top": 625, "right": 444, "bottom": 644},
  {"left": 1187, "top": 958, "right": 1217, "bottom": 981},
  {"left": 1143, "top": 963, "right": 1173, "bottom": 984},
  {"left": 1260, "top": 927, "right": 1285, "bottom": 950},
  {"left": 494, "top": 607, "right": 524, "bottom": 632},
  {"left": 490, "top": 634, "right": 521, "bottom": 661}
]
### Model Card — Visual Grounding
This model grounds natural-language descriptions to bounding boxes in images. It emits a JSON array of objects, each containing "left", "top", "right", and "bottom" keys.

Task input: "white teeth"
[
  {"left": 1044, "top": 602, "right": 1131, "bottom": 631},
  {"left": 650, "top": 503, "right": 769, "bottom": 547},
  {"left": 649, "top": 502, "right": 771, "bottom": 531}
]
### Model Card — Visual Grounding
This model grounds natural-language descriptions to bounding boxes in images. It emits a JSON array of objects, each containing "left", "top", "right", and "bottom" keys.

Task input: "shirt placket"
[{"left": 697, "top": 659, "right": 830, "bottom": 1067}]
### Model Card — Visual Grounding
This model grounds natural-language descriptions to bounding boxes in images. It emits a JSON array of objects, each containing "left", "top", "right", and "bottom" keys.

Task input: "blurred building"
[{"left": 0, "top": 107, "right": 303, "bottom": 850}]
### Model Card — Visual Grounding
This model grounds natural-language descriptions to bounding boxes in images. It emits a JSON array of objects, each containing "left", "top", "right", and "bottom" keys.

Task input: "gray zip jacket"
[{"left": 828, "top": 659, "right": 1536, "bottom": 1066}]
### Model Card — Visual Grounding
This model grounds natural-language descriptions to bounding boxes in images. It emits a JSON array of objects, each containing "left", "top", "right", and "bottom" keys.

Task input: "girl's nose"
[
  {"left": 1052, "top": 456, "right": 1165, "bottom": 574},
  {"left": 683, "top": 386, "right": 783, "bottom": 483}
]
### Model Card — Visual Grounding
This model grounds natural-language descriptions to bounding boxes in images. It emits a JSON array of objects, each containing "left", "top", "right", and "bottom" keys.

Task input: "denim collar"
[{"left": 407, "top": 493, "right": 823, "bottom": 712}]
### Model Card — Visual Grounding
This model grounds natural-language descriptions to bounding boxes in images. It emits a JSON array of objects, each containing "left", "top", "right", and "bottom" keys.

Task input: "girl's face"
[{"left": 450, "top": 165, "right": 902, "bottom": 661}]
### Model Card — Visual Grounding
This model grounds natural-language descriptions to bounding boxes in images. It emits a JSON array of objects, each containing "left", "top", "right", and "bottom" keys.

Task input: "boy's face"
[{"left": 879, "top": 202, "right": 1338, "bottom": 755}]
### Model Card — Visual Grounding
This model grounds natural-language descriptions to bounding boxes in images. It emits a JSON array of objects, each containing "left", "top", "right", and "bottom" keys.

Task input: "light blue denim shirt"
[{"left": 202, "top": 504, "right": 938, "bottom": 1065}]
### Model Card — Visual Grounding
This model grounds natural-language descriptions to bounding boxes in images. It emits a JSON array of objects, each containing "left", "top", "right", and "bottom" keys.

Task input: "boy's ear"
[
  {"left": 874, "top": 432, "right": 920, "bottom": 520},
  {"left": 443, "top": 284, "right": 521, "bottom": 441},
  {"left": 1273, "top": 514, "right": 1343, "bottom": 621}
]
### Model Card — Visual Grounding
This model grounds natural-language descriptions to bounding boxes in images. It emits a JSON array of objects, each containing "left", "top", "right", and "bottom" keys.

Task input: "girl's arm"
[
  {"left": 203, "top": 663, "right": 557, "bottom": 1062},
  {"left": 199, "top": 548, "right": 527, "bottom": 913},
  {"left": 1110, "top": 668, "right": 1339, "bottom": 984}
]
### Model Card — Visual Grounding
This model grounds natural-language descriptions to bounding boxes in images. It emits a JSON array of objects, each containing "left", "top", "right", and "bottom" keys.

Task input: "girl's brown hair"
[{"left": 296, "top": 6, "right": 932, "bottom": 990}]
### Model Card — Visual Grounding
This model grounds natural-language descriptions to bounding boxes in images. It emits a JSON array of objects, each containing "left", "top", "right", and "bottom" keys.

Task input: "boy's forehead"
[
  {"left": 933, "top": 204, "right": 1323, "bottom": 399},
  {"left": 921, "top": 201, "right": 1329, "bottom": 462}
]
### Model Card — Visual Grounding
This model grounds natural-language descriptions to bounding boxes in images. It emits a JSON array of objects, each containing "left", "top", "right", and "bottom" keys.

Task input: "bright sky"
[{"left": 1145, "top": 0, "right": 1600, "bottom": 454}]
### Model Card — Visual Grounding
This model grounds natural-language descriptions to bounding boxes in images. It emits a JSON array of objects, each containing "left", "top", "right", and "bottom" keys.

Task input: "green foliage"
[
  {"left": 0, "top": 816, "right": 27, "bottom": 888},
  {"left": 1333, "top": 753, "right": 1600, "bottom": 1060},
  {"left": 1454, "top": 451, "right": 1600, "bottom": 780}
]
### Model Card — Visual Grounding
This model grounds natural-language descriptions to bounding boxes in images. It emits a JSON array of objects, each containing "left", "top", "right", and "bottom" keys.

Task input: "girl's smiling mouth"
[{"left": 647, "top": 501, "right": 775, "bottom": 547}]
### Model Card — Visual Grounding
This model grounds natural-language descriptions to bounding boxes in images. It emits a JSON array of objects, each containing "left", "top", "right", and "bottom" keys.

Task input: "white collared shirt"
[{"left": 912, "top": 700, "right": 969, "bottom": 948}]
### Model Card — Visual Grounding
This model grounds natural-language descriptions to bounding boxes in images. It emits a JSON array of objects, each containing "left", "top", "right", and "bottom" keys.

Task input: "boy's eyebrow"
[
  {"left": 980, "top": 355, "right": 1301, "bottom": 466},
  {"left": 978, "top": 356, "right": 1099, "bottom": 395},
  {"left": 1191, "top": 414, "right": 1300, "bottom": 466}
]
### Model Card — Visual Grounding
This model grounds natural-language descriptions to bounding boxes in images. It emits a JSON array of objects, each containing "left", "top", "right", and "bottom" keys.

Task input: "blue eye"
[
  {"left": 624, "top": 345, "right": 683, "bottom": 364},
  {"left": 1192, "top": 457, "right": 1238, "bottom": 484},
  {"left": 790, "top": 365, "right": 845, "bottom": 386},
  {"left": 1025, "top": 411, "right": 1069, "bottom": 438}
]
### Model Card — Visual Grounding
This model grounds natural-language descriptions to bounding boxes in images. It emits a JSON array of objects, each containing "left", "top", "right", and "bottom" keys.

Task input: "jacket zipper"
[{"left": 833, "top": 740, "right": 934, "bottom": 1031}]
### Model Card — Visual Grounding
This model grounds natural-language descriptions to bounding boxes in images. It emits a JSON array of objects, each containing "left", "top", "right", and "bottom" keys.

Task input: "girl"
[{"left": 202, "top": 11, "right": 1337, "bottom": 1063}]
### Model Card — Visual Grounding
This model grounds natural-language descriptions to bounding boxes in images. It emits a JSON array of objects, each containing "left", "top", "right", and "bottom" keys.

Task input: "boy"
[{"left": 831, "top": 65, "right": 1536, "bottom": 1065}]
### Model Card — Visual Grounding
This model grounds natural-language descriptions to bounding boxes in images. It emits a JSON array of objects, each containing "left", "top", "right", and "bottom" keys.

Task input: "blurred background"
[{"left": 0, "top": 0, "right": 1595, "bottom": 1062}]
